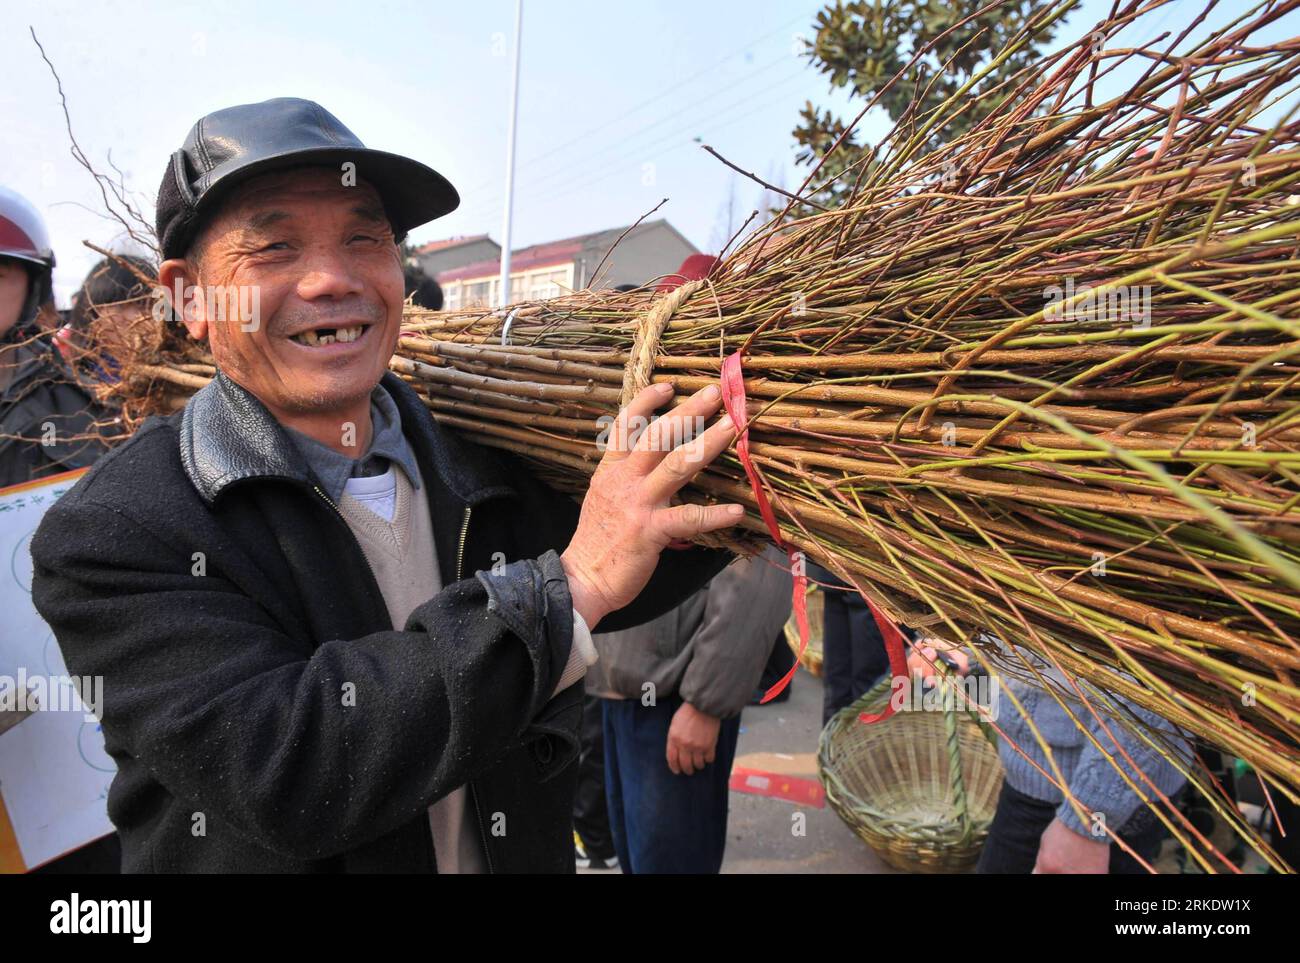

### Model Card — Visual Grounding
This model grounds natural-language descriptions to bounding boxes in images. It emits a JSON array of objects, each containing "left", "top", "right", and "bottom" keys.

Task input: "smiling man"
[{"left": 29, "top": 98, "right": 742, "bottom": 873}]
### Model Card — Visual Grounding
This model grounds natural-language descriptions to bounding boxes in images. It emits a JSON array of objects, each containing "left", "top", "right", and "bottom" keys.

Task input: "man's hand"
[
  {"left": 666, "top": 701, "right": 721, "bottom": 776},
  {"left": 560, "top": 381, "right": 743, "bottom": 628},
  {"left": 1033, "top": 816, "right": 1110, "bottom": 873},
  {"left": 906, "top": 637, "right": 972, "bottom": 679}
]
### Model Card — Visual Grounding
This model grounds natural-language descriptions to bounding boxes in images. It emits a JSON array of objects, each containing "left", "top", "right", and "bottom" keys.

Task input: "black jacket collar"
[{"left": 179, "top": 367, "right": 516, "bottom": 507}]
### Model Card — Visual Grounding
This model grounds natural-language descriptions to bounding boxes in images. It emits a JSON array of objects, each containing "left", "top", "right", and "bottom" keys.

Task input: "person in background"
[
  {"left": 589, "top": 544, "right": 792, "bottom": 873},
  {"left": 404, "top": 264, "right": 444, "bottom": 310},
  {"left": 0, "top": 185, "right": 113, "bottom": 489},
  {"left": 59, "top": 254, "right": 156, "bottom": 385},
  {"left": 573, "top": 683, "right": 618, "bottom": 870},
  {"left": 809, "top": 560, "right": 892, "bottom": 726},
  {"left": 977, "top": 656, "right": 1192, "bottom": 874},
  {"left": 0, "top": 186, "right": 120, "bottom": 872}
]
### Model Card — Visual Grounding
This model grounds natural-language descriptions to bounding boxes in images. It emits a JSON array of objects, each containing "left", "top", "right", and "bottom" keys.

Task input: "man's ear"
[{"left": 158, "top": 257, "right": 207, "bottom": 341}]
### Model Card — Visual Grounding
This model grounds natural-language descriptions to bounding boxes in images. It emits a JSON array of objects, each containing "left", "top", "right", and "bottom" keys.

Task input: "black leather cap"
[{"left": 155, "top": 97, "right": 459, "bottom": 260}]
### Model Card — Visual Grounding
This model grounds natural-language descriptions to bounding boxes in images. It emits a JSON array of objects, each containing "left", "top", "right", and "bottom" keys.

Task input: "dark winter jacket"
[
  {"left": 29, "top": 367, "right": 729, "bottom": 872},
  {"left": 0, "top": 335, "right": 113, "bottom": 489}
]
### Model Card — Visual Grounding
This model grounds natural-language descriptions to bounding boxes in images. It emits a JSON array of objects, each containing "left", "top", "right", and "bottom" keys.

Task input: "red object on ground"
[{"left": 729, "top": 766, "right": 826, "bottom": 808}]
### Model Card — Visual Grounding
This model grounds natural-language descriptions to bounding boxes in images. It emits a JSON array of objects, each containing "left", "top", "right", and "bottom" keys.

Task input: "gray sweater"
[
  {"left": 586, "top": 545, "right": 793, "bottom": 718},
  {"left": 994, "top": 648, "right": 1193, "bottom": 839}
]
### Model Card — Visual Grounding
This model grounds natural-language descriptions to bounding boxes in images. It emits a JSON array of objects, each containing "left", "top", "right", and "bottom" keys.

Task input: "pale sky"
[{"left": 0, "top": 0, "right": 1272, "bottom": 305}]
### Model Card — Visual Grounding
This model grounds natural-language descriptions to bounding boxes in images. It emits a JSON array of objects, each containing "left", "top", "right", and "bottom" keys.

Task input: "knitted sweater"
[{"left": 994, "top": 650, "right": 1193, "bottom": 839}]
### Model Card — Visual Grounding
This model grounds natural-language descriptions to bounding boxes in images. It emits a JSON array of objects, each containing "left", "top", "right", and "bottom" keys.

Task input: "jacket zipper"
[
  {"left": 311, "top": 482, "right": 392, "bottom": 618},
  {"left": 311, "top": 484, "right": 383, "bottom": 595},
  {"left": 313, "top": 483, "right": 340, "bottom": 513},
  {"left": 454, "top": 504, "right": 472, "bottom": 581}
]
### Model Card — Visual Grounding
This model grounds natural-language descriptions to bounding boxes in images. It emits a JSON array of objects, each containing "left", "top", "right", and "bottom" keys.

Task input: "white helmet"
[
  {"left": 0, "top": 185, "right": 55, "bottom": 269},
  {"left": 0, "top": 186, "right": 56, "bottom": 335}
]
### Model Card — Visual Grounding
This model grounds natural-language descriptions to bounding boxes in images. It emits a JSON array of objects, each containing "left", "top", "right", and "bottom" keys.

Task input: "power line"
[
  {"left": 461, "top": 60, "right": 812, "bottom": 216},
  {"left": 467, "top": 76, "right": 812, "bottom": 237},
  {"left": 453, "top": 12, "right": 811, "bottom": 201},
  {"left": 457, "top": 52, "right": 804, "bottom": 209},
  {"left": 466, "top": 64, "right": 813, "bottom": 224}
]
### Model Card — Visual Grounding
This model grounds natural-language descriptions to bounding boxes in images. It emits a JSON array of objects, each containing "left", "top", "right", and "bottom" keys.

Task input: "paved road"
[{"left": 722, "top": 669, "right": 895, "bottom": 874}]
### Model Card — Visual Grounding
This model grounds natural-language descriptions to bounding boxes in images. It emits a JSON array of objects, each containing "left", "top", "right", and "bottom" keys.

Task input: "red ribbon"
[
  {"left": 855, "top": 596, "right": 910, "bottom": 725},
  {"left": 720, "top": 349, "right": 909, "bottom": 720}
]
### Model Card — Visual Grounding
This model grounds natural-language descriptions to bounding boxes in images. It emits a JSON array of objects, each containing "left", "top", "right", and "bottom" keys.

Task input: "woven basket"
[
  {"left": 783, "top": 583, "right": 824, "bottom": 677},
  {"left": 818, "top": 677, "right": 1004, "bottom": 873}
]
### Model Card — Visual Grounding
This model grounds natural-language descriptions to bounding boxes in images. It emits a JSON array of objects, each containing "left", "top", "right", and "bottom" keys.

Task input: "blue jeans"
[{"left": 601, "top": 695, "right": 741, "bottom": 874}]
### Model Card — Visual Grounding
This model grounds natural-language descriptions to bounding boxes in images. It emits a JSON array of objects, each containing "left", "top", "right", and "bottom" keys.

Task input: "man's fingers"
[
  {"left": 626, "top": 382, "right": 725, "bottom": 473},
  {"left": 679, "top": 748, "right": 697, "bottom": 776},
  {"left": 641, "top": 410, "right": 738, "bottom": 502},
  {"left": 666, "top": 740, "right": 681, "bottom": 776},
  {"left": 655, "top": 502, "right": 746, "bottom": 541},
  {"left": 602, "top": 382, "right": 675, "bottom": 461}
]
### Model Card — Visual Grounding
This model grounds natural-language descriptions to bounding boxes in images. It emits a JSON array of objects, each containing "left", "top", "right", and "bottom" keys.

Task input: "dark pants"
[
  {"left": 976, "top": 782, "right": 1169, "bottom": 873},
  {"left": 572, "top": 693, "right": 615, "bottom": 859},
  {"left": 1272, "top": 790, "right": 1300, "bottom": 872},
  {"left": 602, "top": 694, "right": 741, "bottom": 874},
  {"left": 816, "top": 567, "right": 890, "bottom": 726}
]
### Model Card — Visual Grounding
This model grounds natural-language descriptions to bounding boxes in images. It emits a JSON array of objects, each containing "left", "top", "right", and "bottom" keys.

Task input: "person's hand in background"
[
  {"left": 1033, "top": 817, "right": 1110, "bottom": 873},
  {"left": 666, "top": 701, "right": 722, "bottom": 775},
  {"left": 907, "top": 636, "right": 972, "bottom": 678}
]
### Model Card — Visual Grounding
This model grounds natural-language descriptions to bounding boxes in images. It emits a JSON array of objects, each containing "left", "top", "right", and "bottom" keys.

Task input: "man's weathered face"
[
  {"left": 0, "top": 258, "right": 30, "bottom": 340},
  {"left": 166, "top": 167, "right": 404, "bottom": 418}
]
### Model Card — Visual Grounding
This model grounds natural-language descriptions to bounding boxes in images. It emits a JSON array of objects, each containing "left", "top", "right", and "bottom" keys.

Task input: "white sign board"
[{"left": 0, "top": 469, "right": 114, "bottom": 869}]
